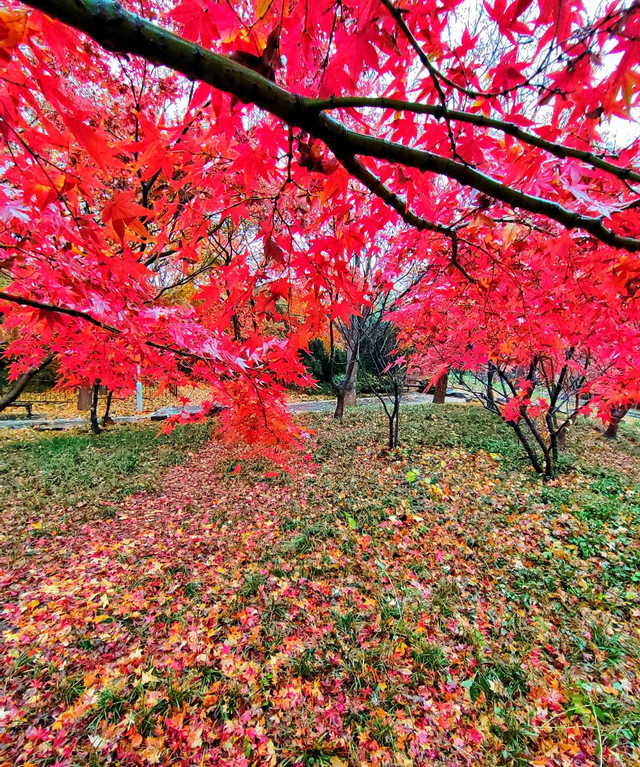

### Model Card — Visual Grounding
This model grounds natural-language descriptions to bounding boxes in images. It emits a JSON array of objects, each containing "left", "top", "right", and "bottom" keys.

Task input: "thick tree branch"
[
  {"left": 0, "top": 352, "right": 55, "bottom": 413},
  {"left": 312, "top": 96, "right": 640, "bottom": 187},
  {"left": 22, "top": 0, "right": 640, "bottom": 252}
]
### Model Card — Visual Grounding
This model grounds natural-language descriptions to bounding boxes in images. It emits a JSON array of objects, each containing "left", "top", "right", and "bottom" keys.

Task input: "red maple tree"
[{"left": 0, "top": 0, "right": 639, "bottom": 455}]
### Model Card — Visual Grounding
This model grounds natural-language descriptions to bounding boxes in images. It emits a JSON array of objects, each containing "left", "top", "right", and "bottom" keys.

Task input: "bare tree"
[
  {"left": 329, "top": 311, "right": 368, "bottom": 420},
  {"left": 329, "top": 251, "right": 376, "bottom": 420}
]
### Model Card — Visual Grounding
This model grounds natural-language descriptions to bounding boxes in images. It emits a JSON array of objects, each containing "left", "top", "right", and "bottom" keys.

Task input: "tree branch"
[
  {"left": 0, "top": 352, "right": 55, "bottom": 413},
  {"left": 311, "top": 96, "right": 640, "bottom": 187},
  {"left": 379, "top": 0, "right": 524, "bottom": 100},
  {"left": 0, "top": 291, "right": 215, "bottom": 362},
  {"left": 22, "top": 0, "right": 640, "bottom": 252},
  {"left": 339, "top": 154, "right": 451, "bottom": 234}
]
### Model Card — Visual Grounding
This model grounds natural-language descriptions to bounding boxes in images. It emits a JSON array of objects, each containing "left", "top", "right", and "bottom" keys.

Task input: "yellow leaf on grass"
[{"left": 142, "top": 736, "right": 165, "bottom": 764}]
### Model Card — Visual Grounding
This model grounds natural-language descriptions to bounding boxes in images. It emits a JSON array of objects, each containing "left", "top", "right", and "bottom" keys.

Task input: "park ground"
[{"left": 1, "top": 405, "right": 640, "bottom": 767}]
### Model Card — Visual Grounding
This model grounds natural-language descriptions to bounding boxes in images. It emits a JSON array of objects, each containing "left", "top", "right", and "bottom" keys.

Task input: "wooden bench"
[
  {"left": 404, "top": 377, "right": 432, "bottom": 393},
  {"left": 3, "top": 401, "right": 60, "bottom": 417},
  {"left": 4, "top": 402, "right": 35, "bottom": 416}
]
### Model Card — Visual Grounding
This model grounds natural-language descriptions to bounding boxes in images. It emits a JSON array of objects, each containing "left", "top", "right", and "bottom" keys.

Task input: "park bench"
[
  {"left": 4, "top": 401, "right": 36, "bottom": 416},
  {"left": 404, "top": 376, "right": 431, "bottom": 392},
  {"left": 2, "top": 400, "right": 60, "bottom": 417}
]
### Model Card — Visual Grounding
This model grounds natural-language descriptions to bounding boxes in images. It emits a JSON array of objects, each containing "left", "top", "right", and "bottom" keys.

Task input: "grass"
[
  {"left": 2, "top": 403, "right": 640, "bottom": 766},
  {"left": 0, "top": 422, "right": 210, "bottom": 550}
]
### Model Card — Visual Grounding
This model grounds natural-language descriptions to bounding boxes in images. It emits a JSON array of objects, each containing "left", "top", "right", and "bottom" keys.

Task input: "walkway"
[{"left": 0, "top": 392, "right": 471, "bottom": 430}]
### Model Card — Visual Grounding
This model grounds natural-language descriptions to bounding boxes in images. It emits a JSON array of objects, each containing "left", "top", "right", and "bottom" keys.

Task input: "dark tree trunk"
[
  {"left": 0, "top": 353, "right": 54, "bottom": 413},
  {"left": 388, "top": 401, "right": 401, "bottom": 450},
  {"left": 509, "top": 420, "right": 544, "bottom": 475},
  {"left": 433, "top": 371, "right": 448, "bottom": 404},
  {"left": 342, "top": 325, "right": 359, "bottom": 408},
  {"left": 604, "top": 422, "right": 619, "bottom": 439},
  {"left": 546, "top": 413, "right": 561, "bottom": 466},
  {"left": 604, "top": 405, "right": 629, "bottom": 439},
  {"left": 231, "top": 313, "right": 242, "bottom": 342},
  {"left": 102, "top": 389, "right": 114, "bottom": 427},
  {"left": 394, "top": 400, "right": 400, "bottom": 447},
  {"left": 90, "top": 381, "right": 102, "bottom": 435}
]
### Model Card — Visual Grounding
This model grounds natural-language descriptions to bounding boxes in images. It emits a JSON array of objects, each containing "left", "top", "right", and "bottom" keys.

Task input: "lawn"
[{"left": 1, "top": 406, "right": 639, "bottom": 767}]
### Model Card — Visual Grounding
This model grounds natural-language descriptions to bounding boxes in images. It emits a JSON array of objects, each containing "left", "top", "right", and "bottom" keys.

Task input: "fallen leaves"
[{"left": 1, "top": 407, "right": 639, "bottom": 765}]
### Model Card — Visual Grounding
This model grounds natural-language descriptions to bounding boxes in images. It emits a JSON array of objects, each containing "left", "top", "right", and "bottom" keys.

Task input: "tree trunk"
[
  {"left": 102, "top": 389, "right": 114, "bottom": 427},
  {"left": 388, "top": 411, "right": 396, "bottom": 450},
  {"left": 388, "top": 401, "right": 400, "bottom": 450},
  {"left": 344, "top": 348, "right": 358, "bottom": 407},
  {"left": 394, "top": 400, "right": 400, "bottom": 447},
  {"left": 509, "top": 420, "right": 544, "bottom": 475},
  {"left": 77, "top": 385, "right": 93, "bottom": 411},
  {"left": 90, "top": 381, "right": 102, "bottom": 435},
  {"left": 557, "top": 426, "right": 567, "bottom": 450},
  {"left": 433, "top": 371, "right": 448, "bottom": 404},
  {"left": 231, "top": 313, "right": 242, "bottom": 342},
  {"left": 604, "top": 405, "right": 629, "bottom": 439},
  {"left": 334, "top": 390, "right": 345, "bottom": 420},
  {"left": 0, "top": 353, "right": 54, "bottom": 413},
  {"left": 604, "top": 422, "right": 619, "bottom": 439}
]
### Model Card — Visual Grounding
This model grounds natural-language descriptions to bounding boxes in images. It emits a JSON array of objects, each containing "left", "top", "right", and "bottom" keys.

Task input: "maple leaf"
[
  {"left": 142, "top": 736, "right": 165, "bottom": 764},
  {"left": 0, "top": 197, "right": 29, "bottom": 223},
  {"left": 102, "top": 193, "right": 153, "bottom": 242},
  {"left": 0, "top": 8, "right": 27, "bottom": 50},
  {"left": 265, "top": 237, "right": 287, "bottom": 265}
]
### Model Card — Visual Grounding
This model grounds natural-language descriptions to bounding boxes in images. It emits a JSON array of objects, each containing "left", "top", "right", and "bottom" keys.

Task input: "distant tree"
[
  {"left": 604, "top": 405, "right": 630, "bottom": 439},
  {"left": 329, "top": 312, "right": 367, "bottom": 421},
  {"left": 360, "top": 318, "right": 406, "bottom": 450}
]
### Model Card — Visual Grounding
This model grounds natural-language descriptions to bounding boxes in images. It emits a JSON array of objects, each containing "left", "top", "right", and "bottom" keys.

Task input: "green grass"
[
  {"left": 312, "top": 404, "right": 524, "bottom": 467},
  {"left": 410, "top": 638, "right": 448, "bottom": 670},
  {"left": 3, "top": 404, "right": 640, "bottom": 765},
  {"left": 0, "top": 422, "right": 210, "bottom": 546}
]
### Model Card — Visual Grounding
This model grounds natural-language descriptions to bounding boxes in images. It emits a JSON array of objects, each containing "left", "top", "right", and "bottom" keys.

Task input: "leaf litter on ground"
[{"left": 1, "top": 405, "right": 639, "bottom": 766}]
